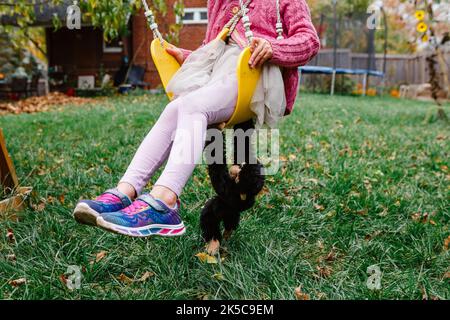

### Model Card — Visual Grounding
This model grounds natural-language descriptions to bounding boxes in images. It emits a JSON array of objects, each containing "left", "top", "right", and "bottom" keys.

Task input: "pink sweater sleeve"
[
  {"left": 269, "top": 0, "right": 320, "bottom": 68},
  {"left": 179, "top": 48, "right": 193, "bottom": 61}
]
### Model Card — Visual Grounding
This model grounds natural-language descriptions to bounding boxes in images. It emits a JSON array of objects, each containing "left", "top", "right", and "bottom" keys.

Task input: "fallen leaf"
[
  {"left": 325, "top": 249, "right": 336, "bottom": 262},
  {"left": 379, "top": 207, "right": 388, "bottom": 217},
  {"left": 316, "top": 265, "right": 332, "bottom": 278},
  {"left": 59, "top": 274, "right": 68, "bottom": 286},
  {"left": 6, "top": 254, "right": 16, "bottom": 261},
  {"left": 6, "top": 229, "right": 15, "bottom": 243},
  {"left": 91, "top": 250, "right": 107, "bottom": 264},
  {"left": 195, "top": 252, "right": 218, "bottom": 264},
  {"left": 9, "top": 278, "right": 26, "bottom": 287},
  {"left": 58, "top": 194, "right": 65, "bottom": 204},
  {"left": 212, "top": 273, "right": 224, "bottom": 281},
  {"left": 33, "top": 202, "right": 46, "bottom": 212},
  {"left": 411, "top": 213, "right": 422, "bottom": 222},
  {"left": 316, "top": 292, "right": 327, "bottom": 300},
  {"left": 356, "top": 209, "right": 368, "bottom": 216},
  {"left": 421, "top": 285, "right": 428, "bottom": 300},
  {"left": 325, "top": 210, "right": 336, "bottom": 219},
  {"left": 316, "top": 240, "right": 324, "bottom": 250},
  {"left": 444, "top": 271, "right": 450, "bottom": 279},
  {"left": 365, "top": 230, "right": 382, "bottom": 241},
  {"left": 411, "top": 212, "right": 436, "bottom": 225},
  {"left": 117, "top": 273, "right": 133, "bottom": 284},
  {"left": 294, "top": 286, "right": 310, "bottom": 300},
  {"left": 444, "top": 236, "right": 450, "bottom": 250},
  {"left": 0, "top": 92, "right": 98, "bottom": 116},
  {"left": 305, "top": 178, "right": 319, "bottom": 185},
  {"left": 314, "top": 204, "right": 325, "bottom": 211},
  {"left": 138, "top": 271, "right": 155, "bottom": 282}
]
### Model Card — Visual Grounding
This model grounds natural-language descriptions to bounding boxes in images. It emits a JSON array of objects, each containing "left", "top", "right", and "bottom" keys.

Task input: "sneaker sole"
[
  {"left": 73, "top": 203, "right": 100, "bottom": 226},
  {"left": 96, "top": 216, "right": 186, "bottom": 238}
]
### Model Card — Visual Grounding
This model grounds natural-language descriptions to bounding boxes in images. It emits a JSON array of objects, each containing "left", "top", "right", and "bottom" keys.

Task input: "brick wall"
[{"left": 132, "top": 0, "right": 208, "bottom": 89}]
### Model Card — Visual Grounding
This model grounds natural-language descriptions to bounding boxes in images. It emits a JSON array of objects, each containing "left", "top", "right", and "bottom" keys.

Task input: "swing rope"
[
  {"left": 276, "top": 0, "right": 284, "bottom": 40},
  {"left": 141, "top": 0, "right": 163, "bottom": 43},
  {"left": 240, "top": 0, "right": 254, "bottom": 45},
  {"left": 142, "top": 0, "right": 283, "bottom": 45},
  {"left": 224, "top": 0, "right": 252, "bottom": 37}
]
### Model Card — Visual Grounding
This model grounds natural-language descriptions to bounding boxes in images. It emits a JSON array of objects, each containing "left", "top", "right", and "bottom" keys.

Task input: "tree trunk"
[{"left": 426, "top": 53, "right": 448, "bottom": 121}]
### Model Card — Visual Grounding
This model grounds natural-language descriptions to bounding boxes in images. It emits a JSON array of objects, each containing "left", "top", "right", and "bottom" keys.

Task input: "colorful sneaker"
[
  {"left": 73, "top": 189, "right": 132, "bottom": 226},
  {"left": 96, "top": 194, "right": 186, "bottom": 238}
]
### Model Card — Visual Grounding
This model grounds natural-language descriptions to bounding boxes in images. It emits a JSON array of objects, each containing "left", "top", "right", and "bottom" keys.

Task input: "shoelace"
[
  {"left": 96, "top": 193, "right": 121, "bottom": 204},
  {"left": 122, "top": 200, "right": 148, "bottom": 214}
]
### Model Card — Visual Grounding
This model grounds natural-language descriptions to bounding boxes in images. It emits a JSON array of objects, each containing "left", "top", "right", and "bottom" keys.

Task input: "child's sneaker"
[
  {"left": 73, "top": 189, "right": 132, "bottom": 226},
  {"left": 96, "top": 194, "right": 186, "bottom": 238}
]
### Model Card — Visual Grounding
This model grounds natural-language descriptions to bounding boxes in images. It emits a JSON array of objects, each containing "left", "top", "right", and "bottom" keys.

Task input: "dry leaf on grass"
[
  {"left": 316, "top": 265, "right": 332, "bottom": 278},
  {"left": 443, "top": 236, "right": 450, "bottom": 250},
  {"left": 117, "top": 273, "right": 134, "bottom": 284},
  {"left": 116, "top": 271, "right": 154, "bottom": 284},
  {"left": 305, "top": 178, "right": 319, "bottom": 185},
  {"left": 356, "top": 209, "right": 368, "bottom": 216},
  {"left": 6, "top": 229, "right": 15, "bottom": 244},
  {"left": 294, "top": 286, "right": 310, "bottom": 300},
  {"left": 9, "top": 278, "right": 26, "bottom": 287},
  {"left": 6, "top": 254, "right": 16, "bottom": 261},
  {"left": 0, "top": 92, "right": 98, "bottom": 115},
  {"left": 314, "top": 204, "right": 325, "bottom": 211},
  {"left": 411, "top": 212, "right": 437, "bottom": 226},
  {"left": 325, "top": 249, "right": 337, "bottom": 262},
  {"left": 365, "top": 230, "right": 382, "bottom": 241},
  {"left": 212, "top": 273, "right": 224, "bottom": 281},
  {"left": 90, "top": 250, "right": 107, "bottom": 264},
  {"left": 138, "top": 271, "right": 155, "bottom": 282},
  {"left": 32, "top": 201, "right": 46, "bottom": 212},
  {"left": 195, "top": 252, "right": 219, "bottom": 264},
  {"left": 59, "top": 274, "right": 68, "bottom": 286}
]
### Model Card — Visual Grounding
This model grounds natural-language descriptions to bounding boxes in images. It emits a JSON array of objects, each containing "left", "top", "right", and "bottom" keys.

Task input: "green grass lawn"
[{"left": 0, "top": 93, "right": 448, "bottom": 300}]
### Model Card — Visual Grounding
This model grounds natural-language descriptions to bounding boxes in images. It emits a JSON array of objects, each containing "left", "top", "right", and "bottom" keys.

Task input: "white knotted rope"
[
  {"left": 276, "top": 0, "right": 284, "bottom": 40},
  {"left": 141, "top": 0, "right": 163, "bottom": 43},
  {"left": 142, "top": 0, "right": 283, "bottom": 46}
]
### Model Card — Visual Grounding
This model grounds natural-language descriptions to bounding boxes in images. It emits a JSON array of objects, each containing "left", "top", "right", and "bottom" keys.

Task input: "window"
[
  {"left": 178, "top": 8, "right": 208, "bottom": 24},
  {"left": 103, "top": 38, "right": 123, "bottom": 53}
]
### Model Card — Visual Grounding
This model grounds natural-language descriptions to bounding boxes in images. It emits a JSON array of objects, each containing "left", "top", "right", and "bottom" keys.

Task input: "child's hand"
[
  {"left": 166, "top": 45, "right": 185, "bottom": 65},
  {"left": 249, "top": 38, "right": 273, "bottom": 68}
]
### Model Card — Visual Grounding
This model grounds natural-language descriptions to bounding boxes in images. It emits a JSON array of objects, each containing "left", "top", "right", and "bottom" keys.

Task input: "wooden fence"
[{"left": 306, "top": 47, "right": 450, "bottom": 88}]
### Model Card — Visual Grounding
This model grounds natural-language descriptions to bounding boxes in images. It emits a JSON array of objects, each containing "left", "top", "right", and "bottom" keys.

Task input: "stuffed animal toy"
[{"left": 201, "top": 120, "right": 265, "bottom": 254}]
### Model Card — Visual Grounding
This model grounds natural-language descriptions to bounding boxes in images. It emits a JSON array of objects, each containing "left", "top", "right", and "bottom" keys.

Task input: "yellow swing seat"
[{"left": 150, "top": 27, "right": 261, "bottom": 127}]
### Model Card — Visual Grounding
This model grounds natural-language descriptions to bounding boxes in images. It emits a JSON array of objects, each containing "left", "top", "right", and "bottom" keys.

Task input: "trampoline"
[
  {"left": 299, "top": 0, "right": 386, "bottom": 95},
  {"left": 299, "top": 66, "right": 385, "bottom": 95}
]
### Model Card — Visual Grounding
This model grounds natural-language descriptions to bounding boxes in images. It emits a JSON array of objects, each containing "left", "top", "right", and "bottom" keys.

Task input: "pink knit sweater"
[{"left": 180, "top": 0, "right": 320, "bottom": 115}]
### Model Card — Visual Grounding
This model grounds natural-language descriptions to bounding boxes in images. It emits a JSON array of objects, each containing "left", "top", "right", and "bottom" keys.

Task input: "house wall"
[
  {"left": 46, "top": 26, "right": 128, "bottom": 89},
  {"left": 46, "top": 0, "right": 208, "bottom": 90},
  {"left": 132, "top": 0, "right": 208, "bottom": 89}
]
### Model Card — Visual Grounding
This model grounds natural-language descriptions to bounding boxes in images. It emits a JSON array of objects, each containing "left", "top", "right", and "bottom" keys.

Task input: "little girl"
[{"left": 73, "top": 0, "right": 319, "bottom": 237}]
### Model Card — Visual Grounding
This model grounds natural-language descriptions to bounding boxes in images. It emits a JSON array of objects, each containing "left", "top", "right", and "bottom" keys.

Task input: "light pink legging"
[{"left": 120, "top": 75, "right": 237, "bottom": 196}]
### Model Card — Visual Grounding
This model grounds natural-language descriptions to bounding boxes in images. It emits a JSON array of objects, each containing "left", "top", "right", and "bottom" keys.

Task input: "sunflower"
[
  {"left": 415, "top": 10, "right": 425, "bottom": 21},
  {"left": 417, "top": 22, "right": 428, "bottom": 33}
]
